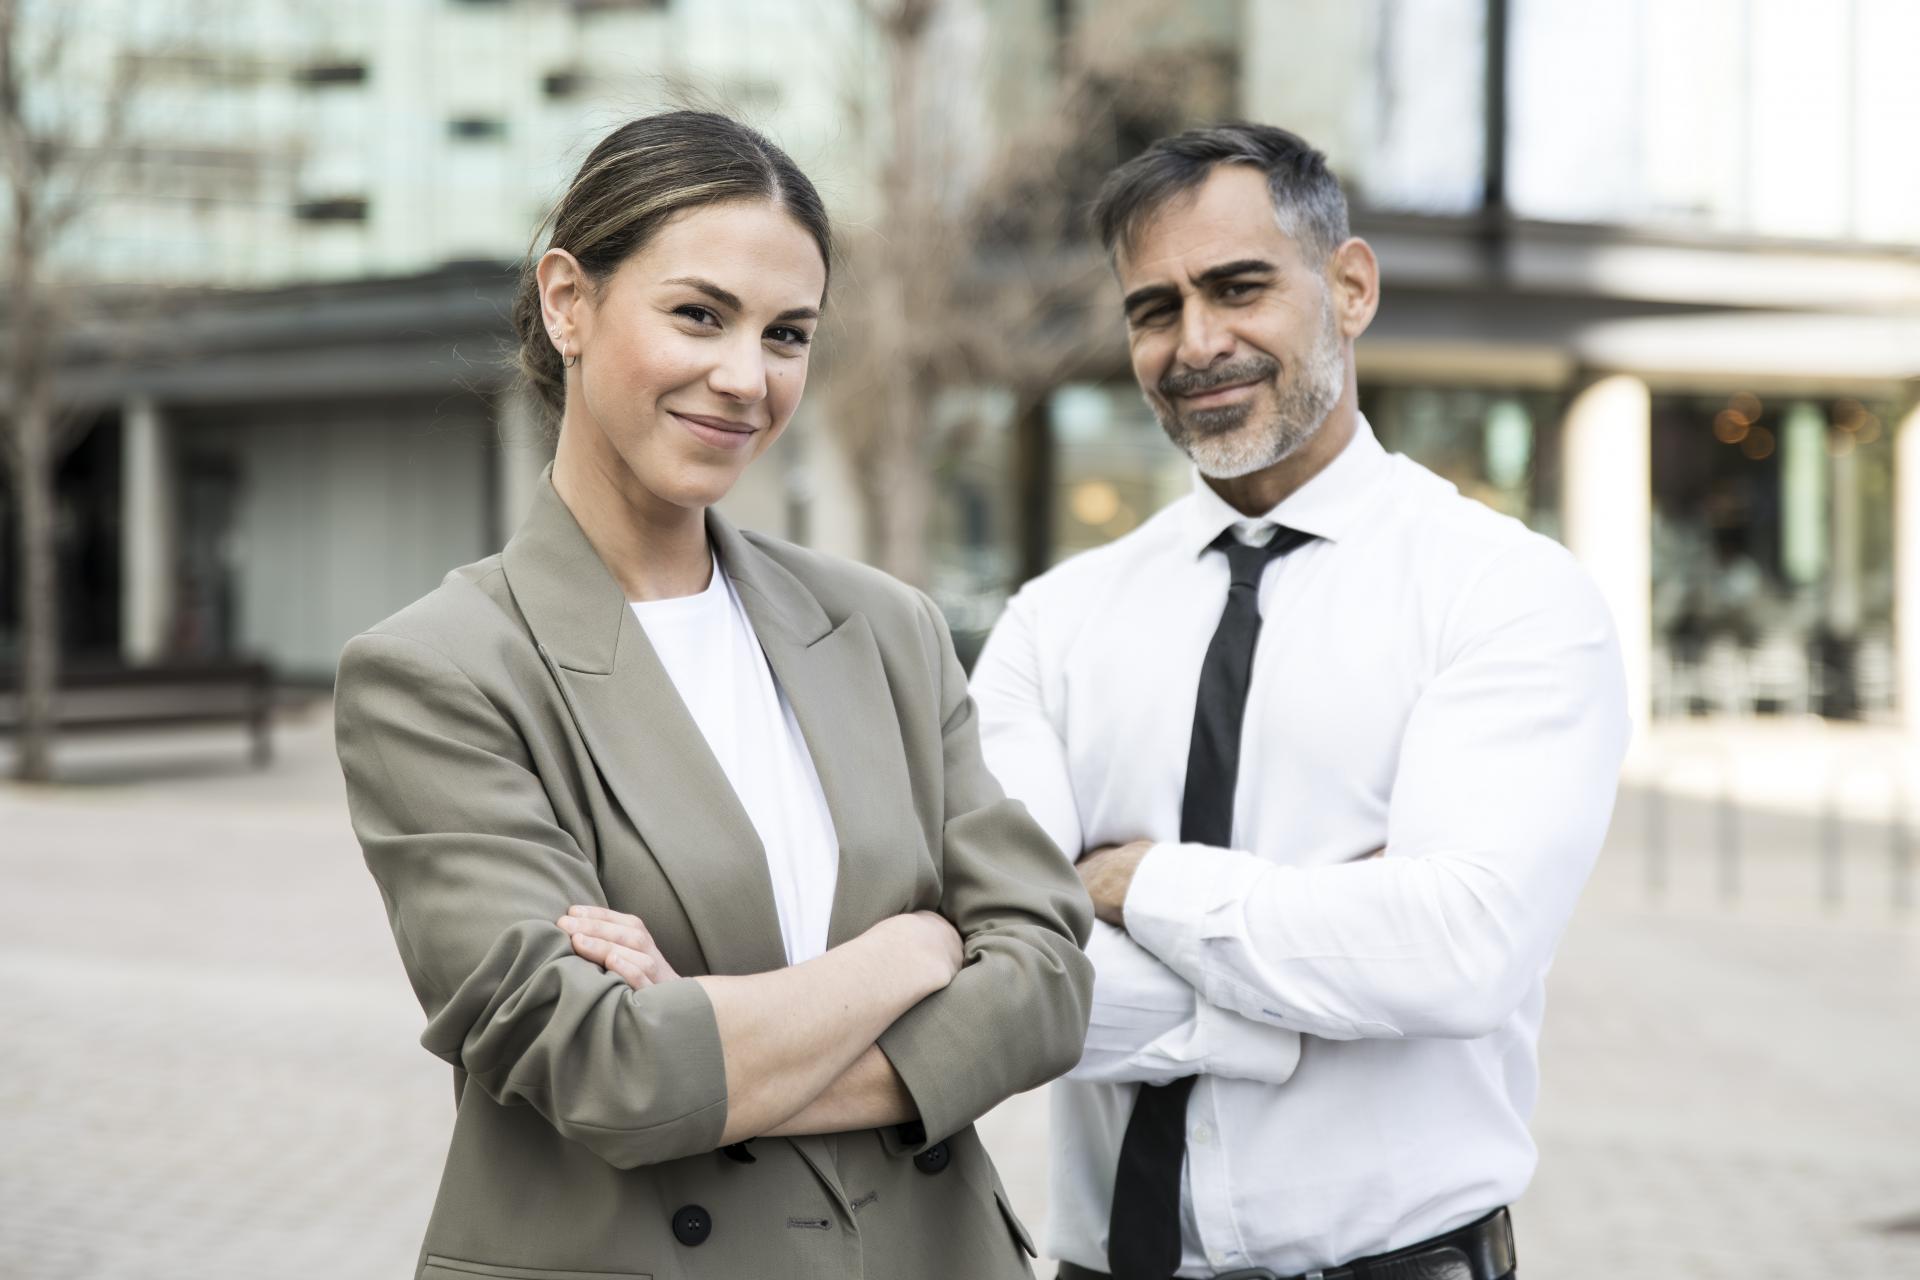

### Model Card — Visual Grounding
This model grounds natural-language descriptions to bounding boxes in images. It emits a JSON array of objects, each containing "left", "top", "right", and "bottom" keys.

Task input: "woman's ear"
[
  {"left": 1327, "top": 237, "right": 1380, "bottom": 340},
  {"left": 537, "top": 248, "right": 590, "bottom": 360}
]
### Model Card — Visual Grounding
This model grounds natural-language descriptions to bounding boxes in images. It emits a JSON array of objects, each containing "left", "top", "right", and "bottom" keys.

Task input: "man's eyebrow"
[
  {"left": 1122, "top": 258, "right": 1279, "bottom": 316},
  {"left": 1195, "top": 257, "right": 1277, "bottom": 286},
  {"left": 665, "top": 276, "right": 817, "bottom": 324}
]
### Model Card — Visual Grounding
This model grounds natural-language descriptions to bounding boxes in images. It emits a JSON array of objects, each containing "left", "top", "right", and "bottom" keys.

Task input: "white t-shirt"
[{"left": 628, "top": 554, "right": 840, "bottom": 965}]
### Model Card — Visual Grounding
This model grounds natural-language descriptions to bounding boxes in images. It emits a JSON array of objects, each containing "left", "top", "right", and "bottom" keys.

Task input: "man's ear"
[{"left": 1326, "top": 237, "right": 1380, "bottom": 340}]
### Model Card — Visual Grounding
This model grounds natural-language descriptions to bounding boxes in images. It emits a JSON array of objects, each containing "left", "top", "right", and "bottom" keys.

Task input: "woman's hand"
[{"left": 558, "top": 905, "right": 681, "bottom": 990}]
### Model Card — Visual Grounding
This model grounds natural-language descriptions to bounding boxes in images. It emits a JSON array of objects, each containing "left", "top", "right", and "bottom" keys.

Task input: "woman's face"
[{"left": 544, "top": 199, "right": 826, "bottom": 514}]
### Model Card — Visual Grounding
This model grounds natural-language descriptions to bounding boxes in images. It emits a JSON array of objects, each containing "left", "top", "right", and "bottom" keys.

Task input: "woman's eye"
[
  {"left": 675, "top": 304, "right": 719, "bottom": 326},
  {"left": 766, "top": 326, "right": 812, "bottom": 347}
]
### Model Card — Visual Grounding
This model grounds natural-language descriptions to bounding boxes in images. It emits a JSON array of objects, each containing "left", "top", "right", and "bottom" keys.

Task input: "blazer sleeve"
[
  {"left": 334, "top": 629, "right": 729, "bottom": 1168},
  {"left": 875, "top": 593, "right": 1096, "bottom": 1151}
]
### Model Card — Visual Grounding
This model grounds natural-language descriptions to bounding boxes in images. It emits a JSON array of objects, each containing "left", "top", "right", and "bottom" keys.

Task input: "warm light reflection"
[
  {"left": 1069, "top": 479, "right": 1121, "bottom": 526},
  {"left": 1834, "top": 398, "right": 1866, "bottom": 428},
  {"left": 1829, "top": 432, "right": 1856, "bottom": 457},
  {"left": 1730, "top": 391, "right": 1763, "bottom": 421},
  {"left": 1856, "top": 415, "right": 1883, "bottom": 444},
  {"left": 1713, "top": 409, "right": 1751, "bottom": 443},
  {"left": 1741, "top": 425, "right": 1777, "bottom": 459}
]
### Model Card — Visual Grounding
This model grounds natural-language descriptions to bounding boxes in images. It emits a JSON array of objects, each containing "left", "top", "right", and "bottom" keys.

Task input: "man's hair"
[{"left": 1090, "top": 121, "right": 1350, "bottom": 267}]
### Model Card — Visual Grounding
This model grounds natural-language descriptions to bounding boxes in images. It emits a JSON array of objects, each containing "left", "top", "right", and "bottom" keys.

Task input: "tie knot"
[{"left": 1215, "top": 526, "right": 1310, "bottom": 590}]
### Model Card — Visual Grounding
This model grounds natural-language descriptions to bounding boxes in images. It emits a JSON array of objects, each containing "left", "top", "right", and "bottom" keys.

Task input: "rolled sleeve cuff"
[{"left": 1123, "top": 841, "right": 1266, "bottom": 995}]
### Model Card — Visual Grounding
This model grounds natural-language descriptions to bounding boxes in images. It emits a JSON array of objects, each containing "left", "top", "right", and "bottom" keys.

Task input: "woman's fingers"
[
  {"left": 567, "top": 904, "right": 647, "bottom": 932},
  {"left": 558, "top": 906, "right": 680, "bottom": 983},
  {"left": 568, "top": 931, "right": 655, "bottom": 989},
  {"left": 558, "top": 912, "right": 653, "bottom": 952}
]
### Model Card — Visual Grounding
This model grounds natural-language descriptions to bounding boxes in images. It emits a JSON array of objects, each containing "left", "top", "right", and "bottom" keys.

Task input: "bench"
[{"left": 0, "top": 660, "right": 275, "bottom": 766}]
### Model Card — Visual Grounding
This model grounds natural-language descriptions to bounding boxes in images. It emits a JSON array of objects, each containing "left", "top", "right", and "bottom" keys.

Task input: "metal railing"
[
  {"left": 1820, "top": 752, "right": 1912, "bottom": 914},
  {"left": 1636, "top": 742, "right": 1912, "bottom": 916}
]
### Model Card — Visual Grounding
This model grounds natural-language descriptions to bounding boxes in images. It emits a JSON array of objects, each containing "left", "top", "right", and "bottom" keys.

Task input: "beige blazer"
[{"left": 334, "top": 475, "right": 1094, "bottom": 1280}]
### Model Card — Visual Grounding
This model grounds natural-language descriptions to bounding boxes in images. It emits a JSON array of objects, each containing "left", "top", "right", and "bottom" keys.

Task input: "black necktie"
[{"left": 1106, "top": 524, "right": 1313, "bottom": 1280}]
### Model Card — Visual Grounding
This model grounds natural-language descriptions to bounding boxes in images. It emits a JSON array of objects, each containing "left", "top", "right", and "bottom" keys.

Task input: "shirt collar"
[{"left": 1181, "top": 412, "right": 1390, "bottom": 557}]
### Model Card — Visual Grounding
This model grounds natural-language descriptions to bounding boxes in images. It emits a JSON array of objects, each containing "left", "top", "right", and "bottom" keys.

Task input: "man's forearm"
[{"left": 760, "top": 1044, "right": 918, "bottom": 1136}]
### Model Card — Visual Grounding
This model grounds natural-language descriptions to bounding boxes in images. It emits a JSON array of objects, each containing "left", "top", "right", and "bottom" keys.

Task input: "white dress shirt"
[
  {"left": 630, "top": 552, "right": 840, "bottom": 965},
  {"left": 970, "top": 416, "right": 1629, "bottom": 1276}
]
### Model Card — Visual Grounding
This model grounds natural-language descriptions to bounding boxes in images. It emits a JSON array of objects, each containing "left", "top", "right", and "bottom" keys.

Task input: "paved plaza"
[{"left": 2, "top": 708, "right": 1918, "bottom": 1278}]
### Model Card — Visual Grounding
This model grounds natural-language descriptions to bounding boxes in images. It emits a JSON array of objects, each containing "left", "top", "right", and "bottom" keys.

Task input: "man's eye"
[{"left": 1221, "top": 281, "right": 1259, "bottom": 299}]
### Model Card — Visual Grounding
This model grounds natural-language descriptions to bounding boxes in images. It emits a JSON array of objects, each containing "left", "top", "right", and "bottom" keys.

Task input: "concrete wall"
[{"left": 184, "top": 399, "right": 495, "bottom": 680}]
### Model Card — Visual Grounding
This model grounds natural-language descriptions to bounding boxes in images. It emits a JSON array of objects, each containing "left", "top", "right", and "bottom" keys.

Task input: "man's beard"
[{"left": 1147, "top": 292, "right": 1346, "bottom": 480}]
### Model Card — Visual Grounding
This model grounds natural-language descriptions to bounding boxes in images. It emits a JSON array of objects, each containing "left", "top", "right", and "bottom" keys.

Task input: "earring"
[{"left": 563, "top": 350, "right": 579, "bottom": 369}]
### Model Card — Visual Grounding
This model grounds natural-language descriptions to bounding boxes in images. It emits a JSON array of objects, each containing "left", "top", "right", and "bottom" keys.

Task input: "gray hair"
[{"left": 1090, "top": 121, "right": 1350, "bottom": 267}]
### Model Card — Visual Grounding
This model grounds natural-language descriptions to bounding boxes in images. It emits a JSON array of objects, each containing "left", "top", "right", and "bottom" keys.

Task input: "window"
[
  {"left": 448, "top": 117, "right": 508, "bottom": 141},
  {"left": 295, "top": 61, "right": 368, "bottom": 87},
  {"left": 293, "top": 197, "right": 369, "bottom": 223},
  {"left": 1649, "top": 392, "right": 1899, "bottom": 718}
]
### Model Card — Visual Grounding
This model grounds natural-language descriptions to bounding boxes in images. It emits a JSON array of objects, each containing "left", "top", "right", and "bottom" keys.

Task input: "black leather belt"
[{"left": 1056, "top": 1206, "right": 1515, "bottom": 1280}]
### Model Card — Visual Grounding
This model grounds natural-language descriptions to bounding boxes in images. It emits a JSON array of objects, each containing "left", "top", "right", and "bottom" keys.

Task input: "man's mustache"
[{"left": 1159, "top": 355, "right": 1280, "bottom": 401}]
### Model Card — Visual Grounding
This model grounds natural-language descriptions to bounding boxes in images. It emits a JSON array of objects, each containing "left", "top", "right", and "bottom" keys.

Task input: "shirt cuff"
[{"left": 1123, "top": 840, "right": 1268, "bottom": 994}]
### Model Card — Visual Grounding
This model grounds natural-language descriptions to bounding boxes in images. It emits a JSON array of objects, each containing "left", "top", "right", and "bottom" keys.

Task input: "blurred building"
[
  {"left": 5, "top": 0, "right": 1917, "bottom": 735},
  {"left": 961, "top": 0, "right": 1920, "bottom": 728}
]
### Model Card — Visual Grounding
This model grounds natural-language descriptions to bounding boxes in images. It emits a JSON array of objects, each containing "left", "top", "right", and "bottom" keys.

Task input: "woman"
[{"left": 334, "top": 111, "right": 1093, "bottom": 1280}]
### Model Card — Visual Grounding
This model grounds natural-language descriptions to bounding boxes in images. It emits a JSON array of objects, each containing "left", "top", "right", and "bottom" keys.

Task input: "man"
[{"left": 970, "top": 123, "right": 1629, "bottom": 1280}]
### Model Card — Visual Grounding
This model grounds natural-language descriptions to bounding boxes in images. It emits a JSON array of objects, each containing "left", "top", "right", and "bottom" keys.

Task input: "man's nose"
[{"left": 1174, "top": 304, "right": 1234, "bottom": 372}]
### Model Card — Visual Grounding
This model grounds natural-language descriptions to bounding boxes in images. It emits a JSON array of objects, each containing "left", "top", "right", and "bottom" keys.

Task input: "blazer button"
[
  {"left": 913, "top": 1141, "right": 951, "bottom": 1175},
  {"left": 671, "top": 1204, "right": 712, "bottom": 1246}
]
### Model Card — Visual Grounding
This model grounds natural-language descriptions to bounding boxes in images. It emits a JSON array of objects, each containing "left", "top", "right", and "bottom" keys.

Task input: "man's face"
[{"left": 1116, "top": 165, "right": 1346, "bottom": 480}]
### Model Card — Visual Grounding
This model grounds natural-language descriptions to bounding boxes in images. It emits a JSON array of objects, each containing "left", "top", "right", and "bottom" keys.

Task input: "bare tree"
[
  {"left": 0, "top": 0, "right": 141, "bottom": 780},
  {"left": 822, "top": 0, "right": 1235, "bottom": 588}
]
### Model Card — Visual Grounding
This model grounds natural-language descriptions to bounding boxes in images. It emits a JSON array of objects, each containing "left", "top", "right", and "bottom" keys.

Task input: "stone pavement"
[{"left": 2, "top": 710, "right": 1917, "bottom": 1278}]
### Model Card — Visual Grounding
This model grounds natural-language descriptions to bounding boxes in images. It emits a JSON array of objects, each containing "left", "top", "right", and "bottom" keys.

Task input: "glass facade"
[
  {"left": 1650, "top": 392, "right": 1899, "bottom": 718},
  {"left": 928, "top": 375, "right": 1904, "bottom": 723},
  {"left": 1361, "top": 385, "right": 1564, "bottom": 540}
]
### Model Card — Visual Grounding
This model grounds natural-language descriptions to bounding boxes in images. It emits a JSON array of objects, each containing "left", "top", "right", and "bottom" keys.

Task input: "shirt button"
[
  {"left": 1191, "top": 1122, "right": 1214, "bottom": 1146},
  {"left": 1208, "top": 1248, "right": 1231, "bottom": 1268}
]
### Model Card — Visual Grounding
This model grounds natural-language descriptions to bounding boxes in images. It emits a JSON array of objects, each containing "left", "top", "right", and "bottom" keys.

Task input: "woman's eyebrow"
[
  {"left": 663, "top": 276, "right": 742, "bottom": 310},
  {"left": 665, "top": 275, "right": 817, "bottom": 323}
]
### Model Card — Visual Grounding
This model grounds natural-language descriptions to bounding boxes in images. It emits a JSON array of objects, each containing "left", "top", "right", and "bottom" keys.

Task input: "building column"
[
  {"left": 493, "top": 383, "right": 554, "bottom": 547},
  {"left": 1897, "top": 401, "right": 1920, "bottom": 731},
  {"left": 121, "top": 396, "right": 175, "bottom": 664},
  {"left": 1561, "top": 374, "right": 1653, "bottom": 730}
]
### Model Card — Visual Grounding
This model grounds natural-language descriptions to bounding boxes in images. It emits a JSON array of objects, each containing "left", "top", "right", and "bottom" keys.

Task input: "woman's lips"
[{"left": 671, "top": 411, "right": 758, "bottom": 451}]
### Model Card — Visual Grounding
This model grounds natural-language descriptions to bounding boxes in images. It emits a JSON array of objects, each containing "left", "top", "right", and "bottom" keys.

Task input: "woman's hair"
[{"left": 511, "top": 110, "right": 833, "bottom": 429}]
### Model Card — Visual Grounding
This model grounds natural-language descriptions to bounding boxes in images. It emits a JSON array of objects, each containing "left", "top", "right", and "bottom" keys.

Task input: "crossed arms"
[
  {"left": 334, "top": 592, "right": 1092, "bottom": 1168},
  {"left": 967, "top": 539, "right": 1631, "bottom": 1082}
]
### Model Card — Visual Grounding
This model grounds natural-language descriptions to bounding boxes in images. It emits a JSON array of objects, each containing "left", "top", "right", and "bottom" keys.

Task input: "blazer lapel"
[
  {"left": 501, "top": 474, "right": 787, "bottom": 977},
  {"left": 712, "top": 516, "right": 923, "bottom": 949}
]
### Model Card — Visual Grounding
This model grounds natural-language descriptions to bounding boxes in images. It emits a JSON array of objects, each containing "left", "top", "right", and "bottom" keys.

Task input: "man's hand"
[
  {"left": 559, "top": 904, "right": 682, "bottom": 989},
  {"left": 1076, "top": 840, "right": 1154, "bottom": 928}
]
